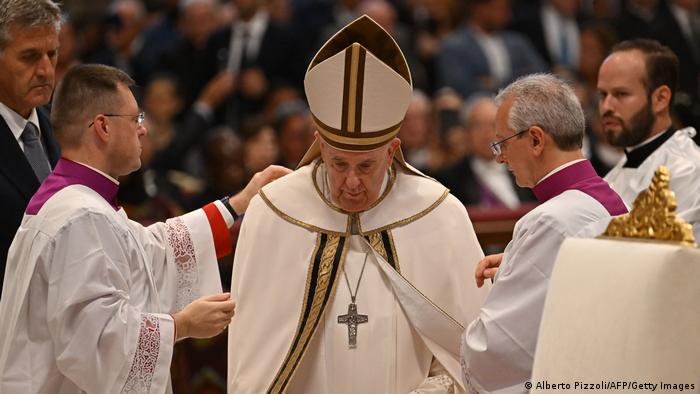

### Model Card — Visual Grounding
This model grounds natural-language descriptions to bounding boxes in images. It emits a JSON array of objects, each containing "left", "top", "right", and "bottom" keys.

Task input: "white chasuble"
[
  {"left": 605, "top": 128, "right": 700, "bottom": 240},
  {"left": 0, "top": 161, "right": 227, "bottom": 394},
  {"left": 228, "top": 160, "right": 489, "bottom": 393}
]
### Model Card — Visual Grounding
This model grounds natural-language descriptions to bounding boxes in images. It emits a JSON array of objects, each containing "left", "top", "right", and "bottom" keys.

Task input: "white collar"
[
  {"left": 0, "top": 102, "right": 41, "bottom": 143},
  {"left": 73, "top": 160, "right": 120, "bottom": 185},
  {"left": 536, "top": 158, "right": 586, "bottom": 185},
  {"left": 235, "top": 11, "right": 268, "bottom": 37}
]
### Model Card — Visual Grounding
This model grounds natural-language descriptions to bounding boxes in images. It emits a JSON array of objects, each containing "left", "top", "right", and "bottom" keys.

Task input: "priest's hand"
[
  {"left": 475, "top": 253, "right": 503, "bottom": 288},
  {"left": 229, "top": 165, "right": 292, "bottom": 214},
  {"left": 173, "top": 293, "right": 236, "bottom": 339}
]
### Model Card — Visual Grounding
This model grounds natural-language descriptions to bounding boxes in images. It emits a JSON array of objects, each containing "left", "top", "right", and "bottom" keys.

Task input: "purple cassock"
[
  {"left": 532, "top": 160, "right": 628, "bottom": 216},
  {"left": 26, "top": 158, "right": 120, "bottom": 215}
]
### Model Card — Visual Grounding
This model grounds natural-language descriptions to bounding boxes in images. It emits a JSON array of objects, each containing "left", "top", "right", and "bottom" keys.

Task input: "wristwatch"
[{"left": 219, "top": 196, "right": 240, "bottom": 221}]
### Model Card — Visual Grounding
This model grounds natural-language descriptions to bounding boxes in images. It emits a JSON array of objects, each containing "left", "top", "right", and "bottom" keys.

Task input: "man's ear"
[
  {"left": 387, "top": 137, "right": 401, "bottom": 163},
  {"left": 91, "top": 115, "right": 110, "bottom": 143},
  {"left": 529, "top": 126, "right": 545, "bottom": 156},
  {"left": 651, "top": 85, "right": 671, "bottom": 114}
]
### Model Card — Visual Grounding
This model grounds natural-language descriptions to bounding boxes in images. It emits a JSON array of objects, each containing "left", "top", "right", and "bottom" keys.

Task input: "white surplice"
[
  {"left": 461, "top": 190, "right": 614, "bottom": 393},
  {"left": 0, "top": 184, "right": 224, "bottom": 393},
  {"left": 605, "top": 127, "right": 700, "bottom": 240},
  {"left": 228, "top": 160, "right": 489, "bottom": 393}
]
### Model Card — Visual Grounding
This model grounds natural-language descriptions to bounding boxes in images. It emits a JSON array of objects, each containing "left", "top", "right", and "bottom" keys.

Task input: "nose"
[
  {"left": 35, "top": 54, "right": 54, "bottom": 78},
  {"left": 495, "top": 150, "right": 506, "bottom": 164},
  {"left": 138, "top": 124, "right": 148, "bottom": 137},
  {"left": 345, "top": 169, "right": 361, "bottom": 189},
  {"left": 599, "top": 94, "right": 613, "bottom": 115}
]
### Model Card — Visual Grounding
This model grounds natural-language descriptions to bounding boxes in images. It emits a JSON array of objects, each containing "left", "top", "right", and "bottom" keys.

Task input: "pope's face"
[
  {"left": 597, "top": 50, "right": 656, "bottom": 147},
  {"left": 319, "top": 136, "right": 400, "bottom": 212}
]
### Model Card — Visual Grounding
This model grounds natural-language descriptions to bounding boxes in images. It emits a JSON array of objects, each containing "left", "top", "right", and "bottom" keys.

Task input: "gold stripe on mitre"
[{"left": 300, "top": 14, "right": 413, "bottom": 163}]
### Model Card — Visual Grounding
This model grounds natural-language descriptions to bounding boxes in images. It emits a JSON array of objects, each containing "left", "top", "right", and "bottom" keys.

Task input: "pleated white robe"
[{"left": 0, "top": 183, "right": 225, "bottom": 393}]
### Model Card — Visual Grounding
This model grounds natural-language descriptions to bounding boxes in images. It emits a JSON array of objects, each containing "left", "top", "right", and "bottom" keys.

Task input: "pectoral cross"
[{"left": 337, "top": 302, "right": 368, "bottom": 348}]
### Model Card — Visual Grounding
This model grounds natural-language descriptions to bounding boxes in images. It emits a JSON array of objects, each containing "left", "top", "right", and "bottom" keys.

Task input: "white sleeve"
[
  {"left": 127, "top": 205, "right": 225, "bottom": 313},
  {"left": 461, "top": 216, "right": 565, "bottom": 392},
  {"left": 46, "top": 212, "right": 175, "bottom": 393}
]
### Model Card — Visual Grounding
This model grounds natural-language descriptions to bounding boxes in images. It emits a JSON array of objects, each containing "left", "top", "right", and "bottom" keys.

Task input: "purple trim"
[
  {"left": 532, "top": 160, "right": 627, "bottom": 216},
  {"left": 26, "top": 158, "right": 119, "bottom": 215}
]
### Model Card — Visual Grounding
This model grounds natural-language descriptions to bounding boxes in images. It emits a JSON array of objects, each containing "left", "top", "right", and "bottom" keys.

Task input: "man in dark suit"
[
  {"left": 0, "top": 0, "right": 62, "bottom": 295},
  {"left": 435, "top": 96, "right": 535, "bottom": 208},
  {"left": 199, "top": 0, "right": 303, "bottom": 129},
  {"left": 437, "top": 0, "right": 546, "bottom": 99}
]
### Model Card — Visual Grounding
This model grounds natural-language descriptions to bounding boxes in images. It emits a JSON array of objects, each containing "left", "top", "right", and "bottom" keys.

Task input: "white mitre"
[{"left": 297, "top": 15, "right": 417, "bottom": 173}]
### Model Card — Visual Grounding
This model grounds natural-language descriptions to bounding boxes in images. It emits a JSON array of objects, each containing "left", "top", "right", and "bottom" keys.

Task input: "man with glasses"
[
  {"left": 460, "top": 74, "right": 627, "bottom": 393},
  {"left": 0, "top": 64, "right": 289, "bottom": 392},
  {"left": 0, "top": 0, "right": 62, "bottom": 296}
]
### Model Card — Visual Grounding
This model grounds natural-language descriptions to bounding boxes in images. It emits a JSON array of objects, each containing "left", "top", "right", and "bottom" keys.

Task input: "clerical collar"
[
  {"left": 532, "top": 160, "right": 627, "bottom": 215},
  {"left": 26, "top": 158, "right": 120, "bottom": 215},
  {"left": 623, "top": 128, "right": 675, "bottom": 168}
]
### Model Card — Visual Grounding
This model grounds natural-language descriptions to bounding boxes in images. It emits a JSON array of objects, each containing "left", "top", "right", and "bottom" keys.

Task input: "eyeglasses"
[
  {"left": 89, "top": 112, "right": 145, "bottom": 128},
  {"left": 490, "top": 128, "right": 529, "bottom": 156}
]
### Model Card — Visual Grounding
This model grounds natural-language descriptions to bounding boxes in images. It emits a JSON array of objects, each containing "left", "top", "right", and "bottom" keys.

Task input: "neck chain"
[
  {"left": 338, "top": 252, "right": 370, "bottom": 348},
  {"left": 343, "top": 253, "right": 369, "bottom": 303}
]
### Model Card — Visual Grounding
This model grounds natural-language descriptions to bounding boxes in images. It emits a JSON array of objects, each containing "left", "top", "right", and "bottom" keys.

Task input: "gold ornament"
[{"left": 602, "top": 166, "right": 696, "bottom": 247}]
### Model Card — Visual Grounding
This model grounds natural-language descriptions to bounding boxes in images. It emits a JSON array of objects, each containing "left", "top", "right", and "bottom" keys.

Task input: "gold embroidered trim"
[
  {"left": 367, "top": 232, "right": 387, "bottom": 261},
  {"left": 360, "top": 189, "right": 450, "bottom": 234},
  {"left": 366, "top": 230, "right": 401, "bottom": 273},
  {"left": 386, "top": 230, "right": 401, "bottom": 273},
  {"left": 258, "top": 190, "right": 347, "bottom": 236},
  {"left": 268, "top": 233, "right": 347, "bottom": 393}
]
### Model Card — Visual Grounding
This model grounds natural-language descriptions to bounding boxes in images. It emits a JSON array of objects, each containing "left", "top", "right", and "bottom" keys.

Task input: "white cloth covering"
[
  {"left": 605, "top": 128, "right": 700, "bottom": 241},
  {"left": 0, "top": 184, "right": 223, "bottom": 393},
  {"left": 228, "top": 160, "right": 489, "bottom": 393},
  {"left": 532, "top": 238, "right": 700, "bottom": 392},
  {"left": 461, "top": 190, "right": 615, "bottom": 393}
]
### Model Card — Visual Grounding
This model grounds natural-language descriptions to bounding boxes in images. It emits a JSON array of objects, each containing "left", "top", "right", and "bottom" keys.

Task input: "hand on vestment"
[
  {"left": 173, "top": 293, "right": 235, "bottom": 339},
  {"left": 229, "top": 165, "right": 292, "bottom": 214},
  {"left": 475, "top": 253, "right": 503, "bottom": 288}
]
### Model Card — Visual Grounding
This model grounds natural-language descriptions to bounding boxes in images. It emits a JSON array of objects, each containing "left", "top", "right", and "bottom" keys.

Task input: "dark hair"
[
  {"left": 612, "top": 39, "right": 679, "bottom": 99},
  {"left": 51, "top": 64, "right": 135, "bottom": 148}
]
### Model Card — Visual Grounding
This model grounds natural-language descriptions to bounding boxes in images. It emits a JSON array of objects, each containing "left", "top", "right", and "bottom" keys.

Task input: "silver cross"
[{"left": 337, "top": 302, "right": 368, "bottom": 348}]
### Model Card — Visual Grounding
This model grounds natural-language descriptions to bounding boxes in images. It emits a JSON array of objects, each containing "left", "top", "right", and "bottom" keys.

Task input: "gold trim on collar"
[
  {"left": 258, "top": 189, "right": 348, "bottom": 236},
  {"left": 358, "top": 189, "right": 450, "bottom": 235}
]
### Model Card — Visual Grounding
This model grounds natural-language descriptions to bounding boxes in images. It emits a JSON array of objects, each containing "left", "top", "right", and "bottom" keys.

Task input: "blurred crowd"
[{"left": 54, "top": 0, "right": 700, "bottom": 391}]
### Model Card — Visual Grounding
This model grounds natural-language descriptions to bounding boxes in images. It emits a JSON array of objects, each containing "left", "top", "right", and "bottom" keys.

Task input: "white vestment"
[
  {"left": 228, "top": 160, "right": 489, "bottom": 393},
  {"left": 462, "top": 190, "right": 616, "bottom": 393},
  {"left": 605, "top": 127, "right": 700, "bottom": 240},
  {"left": 0, "top": 180, "right": 226, "bottom": 393}
]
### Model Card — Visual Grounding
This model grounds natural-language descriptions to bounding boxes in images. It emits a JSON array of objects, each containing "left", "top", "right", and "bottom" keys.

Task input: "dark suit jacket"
[
  {"left": 652, "top": 5, "right": 700, "bottom": 130},
  {"left": 0, "top": 107, "right": 60, "bottom": 294},
  {"left": 200, "top": 19, "right": 304, "bottom": 127},
  {"left": 509, "top": 1, "right": 586, "bottom": 68},
  {"left": 434, "top": 156, "right": 535, "bottom": 206},
  {"left": 437, "top": 25, "right": 547, "bottom": 99}
]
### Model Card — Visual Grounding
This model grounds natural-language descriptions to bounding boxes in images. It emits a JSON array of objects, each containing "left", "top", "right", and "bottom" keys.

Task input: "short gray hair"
[
  {"left": 495, "top": 73, "right": 584, "bottom": 150},
  {"left": 0, "top": 0, "right": 62, "bottom": 49}
]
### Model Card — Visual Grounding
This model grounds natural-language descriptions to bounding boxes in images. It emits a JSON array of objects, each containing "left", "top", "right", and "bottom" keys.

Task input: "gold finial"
[{"left": 603, "top": 166, "right": 696, "bottom": 247}]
